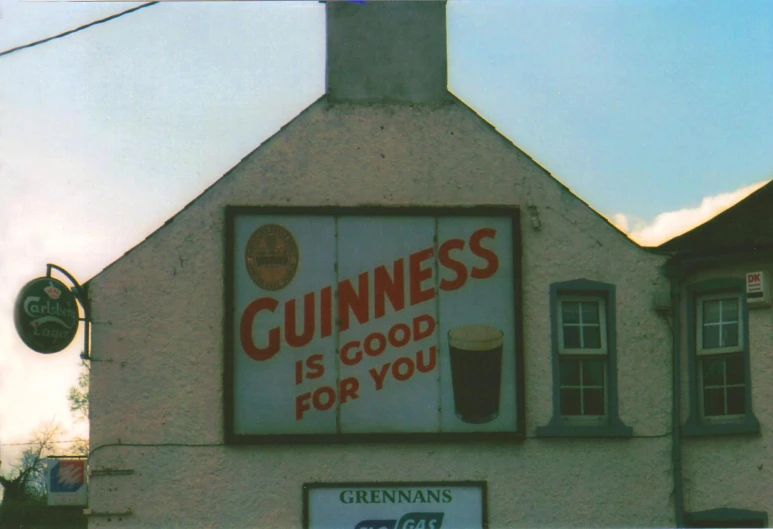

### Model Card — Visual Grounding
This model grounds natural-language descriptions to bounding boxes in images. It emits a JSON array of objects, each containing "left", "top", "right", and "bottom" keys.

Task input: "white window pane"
[
  {"left": 722, "top": 298, "right": 738, "bottom": 322},
  {"left": 584, "top": 388, "right": 605, "bottom": 415},
  {"left": 562, "top": 302, "right": 580, "bottom": 324},
  {"left": 702, "top": 325, "right": 720, "bottom": 349},
  {"left": 582, "top": 359, "right": 604, "bottom": 386},
  {"left": 703, "top": 300, "right": 721, "bottom": 324},
  {"left": 582, "top": 326, "right": 601, "bottom": 349},
  {"left": 563, "top": 326, "right": 581, "bottom": 348},
  {"left": 722, "top": 323, "right": 739, "bottom": 347},
  {"left": 726, "top": 354, "right": 745, "bottom": 385},
  {"left": 559, "top": 358, "right": 580, "bottom": 385},
  {"left": 702, "top": 357, "right": 724, "bottom": 386},
  {"left": 727, "top": 387, "right": 745, "bottom": 415},
  {"left": 560, "top": 388, "right": 582, "bottom": 415},
  {"left": 704, "top": 388, "right": 725, "bottom": 416},
  {"left": 581, "top": 302, "right": 599, "bottom": 324}
]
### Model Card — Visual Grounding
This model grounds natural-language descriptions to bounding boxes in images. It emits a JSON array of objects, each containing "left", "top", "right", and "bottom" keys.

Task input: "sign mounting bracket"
[{"left": 45, "top": 263, "right": 91, "bottom": 360}]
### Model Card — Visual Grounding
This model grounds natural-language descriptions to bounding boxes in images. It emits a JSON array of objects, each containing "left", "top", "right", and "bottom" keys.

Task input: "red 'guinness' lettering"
[
  {"left": 470, "top": 227, "right": 499, "bottom": 279},
  {"left": 240, "top": 297, "right": 280, "bottom": 361},
  {"left": 438, "top": 238, "right": 467, "bottom": 291},
  {"left": 339, "top": 272, "right": 369, "bottom": 332},
  {"left": 240, "top": 228, "right": 499, "bottom": 361},
  {"left": 285, "top": 293, "right": 315, "bottom": 348},
  {"left": 374, "top": 259, "right": 405, "bottom": 318},
  {"left": 409, "top": 247, "right": 435, "bottom": 306}
]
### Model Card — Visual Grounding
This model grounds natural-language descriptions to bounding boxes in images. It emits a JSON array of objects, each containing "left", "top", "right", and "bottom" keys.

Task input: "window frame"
[
  {"left": 697, "top": 352, "right": 746, "bottom": 423},
  {"left": 558, "top": 357, "right": 608, "bottom": 421},
  {"left": 683, "top": 278, "right": 759, "bottom": 437},
  {"left": 557, "top": 295, "right": 607, "bottom": 355},
  {"left": 558, "top": 334, "right": 609, "bottom": 426},
  {"left": 696, "top": 293, "right": 743, "bottom": 355},
  {"left": 536, "top": 279, "right": 632, "bottom": 438}
]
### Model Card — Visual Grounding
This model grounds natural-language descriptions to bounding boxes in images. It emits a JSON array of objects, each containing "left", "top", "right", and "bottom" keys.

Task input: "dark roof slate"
[{"left": 657, "top": 179, "right": 773, "bottom": 257}]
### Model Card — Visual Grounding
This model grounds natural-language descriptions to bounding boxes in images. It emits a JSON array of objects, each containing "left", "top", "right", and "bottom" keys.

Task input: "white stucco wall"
[
  {"left": 678, "top": 261, "right": 773, "bottom": 516},
  {"left": 86, "top": 98, "right": 672, "bottom": 528}
]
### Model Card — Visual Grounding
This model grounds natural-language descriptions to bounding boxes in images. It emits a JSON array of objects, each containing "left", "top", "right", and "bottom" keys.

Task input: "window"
[
  {"left": 537, "top": 279, "right": 631, "bottom": 437},
  {"left": 559, "top": 357, "right": 606, "bottom": 417},
  {"left": 557, "top": 297, "right": 607, "bottom": 421},
  {"left": 697, "top": 294, "right": 746, "bottom": 420},
  {"left": 698, "top": 295, "right": 741, "bottom": 353},
  {"left": 559, "top": 298, "right": 606, "bottom": 353},
  {"left": 684, "top": 279, "right": 759, "bottom": 436}
]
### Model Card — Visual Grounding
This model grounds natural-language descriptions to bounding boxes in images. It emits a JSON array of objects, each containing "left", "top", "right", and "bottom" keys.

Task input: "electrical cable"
[
  {"left": 0, "top": 2, "right": 159, "bottom": 59},
  {"left": 85, "top": 432, "right": 674, "bottom": 460},
  {"left": 0, "top": 440, "right": 85, "bottom": 446}
]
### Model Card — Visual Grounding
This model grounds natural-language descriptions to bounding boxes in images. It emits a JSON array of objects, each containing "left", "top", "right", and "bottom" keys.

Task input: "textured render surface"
[
  {"left": 88, "top": 98, "right": 672, "bottom": 528},
  {"left": 679, "top": 262, "right": 773, "bottom": 514}
]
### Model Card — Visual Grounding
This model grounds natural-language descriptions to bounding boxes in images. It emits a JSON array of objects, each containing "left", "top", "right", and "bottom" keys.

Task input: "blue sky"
[
  {"left": 1, "top": 0, "right": 772, "bottom": 461},
  {"left": 449, "top": 0, "right": 773, "bottom": 219}
]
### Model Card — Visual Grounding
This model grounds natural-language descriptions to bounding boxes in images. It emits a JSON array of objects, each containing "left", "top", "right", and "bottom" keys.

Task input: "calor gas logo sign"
[
  {"left": 46, "top": 458, "right": 88, "bottom": 506},
  {"left": 355, "top": 512, "right": 444, "bottom": 529}
]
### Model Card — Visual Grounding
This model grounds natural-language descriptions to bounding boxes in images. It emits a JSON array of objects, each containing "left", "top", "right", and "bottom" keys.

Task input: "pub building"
[{"left": 79, "top": 1, "right": 771, "bottom": 527}]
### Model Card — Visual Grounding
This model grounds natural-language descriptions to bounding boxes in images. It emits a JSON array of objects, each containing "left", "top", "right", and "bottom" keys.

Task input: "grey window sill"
[
  {"left": 536, "top": 418, "right": 633, "bottom": 438},
  {"left": 683, "top": 414, "right": 760, "bottom": 437},
  {"left": 684, "top": 507, "right": 768, "bottom": 528}
]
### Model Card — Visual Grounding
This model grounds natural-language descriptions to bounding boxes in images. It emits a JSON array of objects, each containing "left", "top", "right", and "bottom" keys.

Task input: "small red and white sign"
[
  {"left": 746, "top": 271, "right": 763, "bottom": 293},
  {"left": 746, "top": 271, "right": 770, "bottom": 305}
]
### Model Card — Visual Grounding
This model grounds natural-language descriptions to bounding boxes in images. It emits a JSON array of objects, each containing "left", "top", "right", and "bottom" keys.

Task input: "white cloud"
[
  {"left": 611, "top": 180, "right": 771, "bottom": 247},
  {"left": 609, "top": 213, "right": 630, "bottom": 233}
]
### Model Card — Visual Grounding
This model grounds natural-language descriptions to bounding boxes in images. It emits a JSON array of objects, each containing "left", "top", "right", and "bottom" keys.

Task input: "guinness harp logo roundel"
[{"left": 245, "top": 224, "right": 299, "bottom": 291}]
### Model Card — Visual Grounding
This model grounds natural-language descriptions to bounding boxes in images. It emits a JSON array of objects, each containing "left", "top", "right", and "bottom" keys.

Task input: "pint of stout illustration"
[{"left": 448, "top": 325, "right": 504, "bottom": 424}]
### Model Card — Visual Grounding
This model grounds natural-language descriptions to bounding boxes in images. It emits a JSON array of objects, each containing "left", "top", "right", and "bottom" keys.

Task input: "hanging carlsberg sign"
[
  {"left": 226, "top": 208, "right": 521, "bottom": 439},
  {"left": 15, "top": 277, "right": 79, "bottom": 354}
]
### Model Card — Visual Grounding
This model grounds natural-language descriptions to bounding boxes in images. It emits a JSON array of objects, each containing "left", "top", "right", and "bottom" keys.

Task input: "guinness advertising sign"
[
  {"left": 225, "top": 207, "right": 524, "bottom": 442},
  {"left": 15, "top": 277, "right": 80, "bottom": 354}
]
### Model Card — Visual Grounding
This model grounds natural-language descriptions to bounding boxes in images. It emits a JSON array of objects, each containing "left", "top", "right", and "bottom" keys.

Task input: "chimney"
[{"left": 325, "top": 0, "right": 450, "bottom": 104}]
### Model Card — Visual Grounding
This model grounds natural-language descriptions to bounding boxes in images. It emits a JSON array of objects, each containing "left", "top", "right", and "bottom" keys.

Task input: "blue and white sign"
[
  {"left": 46, "top": 458, "right": 88, "bottom": 506},
  {"left": 305, "top": 482, "right": 486, "bottom": 529}
]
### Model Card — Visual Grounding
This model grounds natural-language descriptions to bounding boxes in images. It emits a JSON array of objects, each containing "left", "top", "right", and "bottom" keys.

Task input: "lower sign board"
[
  {"left": 304, "top": 482, "right": 486, "bottom": 529},
  {"left": 46, "top": 458, "right": 88, "bottom": 506}
]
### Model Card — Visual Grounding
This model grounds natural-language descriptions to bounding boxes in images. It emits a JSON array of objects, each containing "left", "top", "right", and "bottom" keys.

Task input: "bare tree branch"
[
  {"left": 0, "top": 422, "right": 63, "bottom": 502},
  {"left": 68, "top": 359, "right": 90, "bottom": 423}
]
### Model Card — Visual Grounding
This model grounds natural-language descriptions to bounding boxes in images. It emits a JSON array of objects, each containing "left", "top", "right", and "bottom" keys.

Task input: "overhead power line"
[
  {"left": 0, "top": 2, "right": 159, "bottom": 59},
  {"left": 0, "top": 439, "right": 84, "bottom": 446}
]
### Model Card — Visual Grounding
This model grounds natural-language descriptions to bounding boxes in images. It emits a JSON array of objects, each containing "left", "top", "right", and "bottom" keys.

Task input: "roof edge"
[
  {"left": 87, "top": 90, "right": 651, "bottom": 287},
  {"left": 446, "top": 90, "right": 645, "bottom": 252},
  {"left": 85, "top": 93, "right": 329, "bottom": 287},
  {"left": 656, "top": 178, "right": 773, "bottom": 252}
]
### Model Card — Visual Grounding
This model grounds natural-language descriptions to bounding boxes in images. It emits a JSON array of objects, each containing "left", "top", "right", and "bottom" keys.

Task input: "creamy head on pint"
[{"left": 448, "top": 325, "right": 503, "bottom": 351}]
